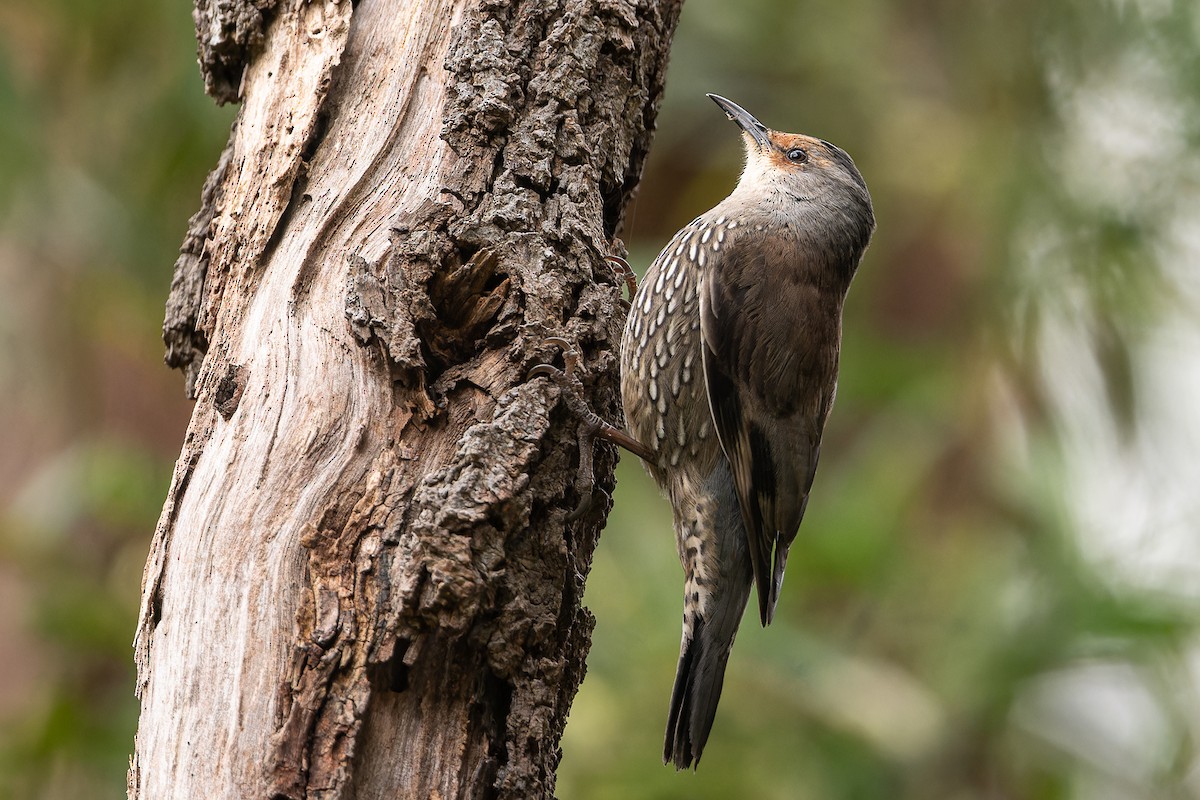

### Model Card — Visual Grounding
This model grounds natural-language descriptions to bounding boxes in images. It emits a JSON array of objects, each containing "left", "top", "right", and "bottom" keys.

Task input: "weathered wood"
[{"left": 134, "top": 0, "right": 681, "bottom": 796}]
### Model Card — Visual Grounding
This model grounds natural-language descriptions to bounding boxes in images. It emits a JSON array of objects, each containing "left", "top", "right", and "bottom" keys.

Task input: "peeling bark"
[
  {"left": 193, "top": 0, "right": 282, "bottom": 104},
  {"left": 163, "top": 142, "right": 230, "bottom": 397},
  {"left": 133, "top": 0, "right": 681, "bottom": 797}
]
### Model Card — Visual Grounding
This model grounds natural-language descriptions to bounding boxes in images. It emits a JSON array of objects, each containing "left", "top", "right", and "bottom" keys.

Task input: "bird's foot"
[
  {"left": 605, "top": 252, "right": 639, "bottom": 300},
  {"left": 528, "top": 336, "right": 655, "bottom": 520}
]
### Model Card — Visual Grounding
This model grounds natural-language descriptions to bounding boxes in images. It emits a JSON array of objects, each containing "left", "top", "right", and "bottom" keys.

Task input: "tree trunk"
[{"left": 131, "top": 0, "right": 681, "bottom": 797}]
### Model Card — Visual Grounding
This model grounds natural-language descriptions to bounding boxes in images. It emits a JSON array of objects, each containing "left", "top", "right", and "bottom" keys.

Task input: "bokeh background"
[{"left": 2, "top": 0, "right": 1199, "bottom": 798}]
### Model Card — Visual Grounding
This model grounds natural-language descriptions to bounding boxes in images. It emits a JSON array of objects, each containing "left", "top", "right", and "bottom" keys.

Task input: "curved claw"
[
  {"left": 605, "top": 254, "right": 638, "bottom": 299},
  {"left": 527, "top": 364, "right": 562, "bottom": 381},
  {"left": 528, "top": 336, "right": 581, "bottom": 382},
  {"left": 566, "top": 491, "right": 594, "bottom": 522},
  {"left": 566, "top": 486, "right": 612, "bottom": 522}
]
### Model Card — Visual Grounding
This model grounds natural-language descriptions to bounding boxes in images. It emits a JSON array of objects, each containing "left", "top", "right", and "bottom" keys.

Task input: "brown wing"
[{"left": 699, "top": 232, "right": 841, "bottom": 625}]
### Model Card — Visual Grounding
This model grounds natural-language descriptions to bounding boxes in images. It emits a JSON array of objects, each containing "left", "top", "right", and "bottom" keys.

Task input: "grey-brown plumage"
[{"left": 621, "top": 95, "right": 874, "bottom": 769}]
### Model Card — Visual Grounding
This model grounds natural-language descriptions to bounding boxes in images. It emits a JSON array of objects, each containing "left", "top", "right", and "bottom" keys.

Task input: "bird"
[{"left": 618, "top": 94, "right": 875, "bottom": 769}]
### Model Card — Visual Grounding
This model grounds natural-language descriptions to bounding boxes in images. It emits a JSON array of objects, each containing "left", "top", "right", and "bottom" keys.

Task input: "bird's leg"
[{"left": 529, "top": 336, "right": 657, "bottom": 520}]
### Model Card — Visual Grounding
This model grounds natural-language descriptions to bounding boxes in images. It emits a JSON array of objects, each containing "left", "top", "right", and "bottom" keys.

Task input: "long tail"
[{"left": 663, "top": 560, "right": 753, "bottom": 769}]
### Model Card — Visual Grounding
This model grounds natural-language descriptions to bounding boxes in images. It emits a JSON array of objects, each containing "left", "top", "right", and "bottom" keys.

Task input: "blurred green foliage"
[
  {"left": 560, "top": 1, "right": 1200, "bottom": 798},
  {"left": 1, "top": 0, "right": 1198, "bottom": 798},
  {"left": 0, "top": 1, "right": 234, "bottom": 797}
]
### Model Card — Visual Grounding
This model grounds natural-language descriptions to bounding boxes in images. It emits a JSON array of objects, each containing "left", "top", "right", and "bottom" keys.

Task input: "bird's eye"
[{"left": 785, "top": 148, "right": 808, "bottom": 163}]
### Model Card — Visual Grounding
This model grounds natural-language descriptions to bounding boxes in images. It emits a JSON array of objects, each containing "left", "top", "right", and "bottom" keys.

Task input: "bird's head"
[{"left": 707, "top": 93, "right": 873, "bottom": 231}]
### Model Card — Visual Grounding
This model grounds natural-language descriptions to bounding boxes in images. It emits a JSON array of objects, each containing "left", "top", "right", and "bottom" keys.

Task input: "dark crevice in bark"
[
  {"left": 212, "top": 362, "right": 248, "bottom": 418},
  {"left": 463, "top": 666, "right": 511, "bottom": 797},
  {"left": 371, "top": 638, "right": 411, "bottom": 692},
  {"left": 423, "top": 250, "right": 513, "bottom": 375}
]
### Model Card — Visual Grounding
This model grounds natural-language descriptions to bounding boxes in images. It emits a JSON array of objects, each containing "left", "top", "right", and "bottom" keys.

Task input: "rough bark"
[
  {"left": 133, "top": 0, "right": 681, "bottom": 797},
  {"left": 193, "top": 0, "right": 282, "bottom": 105}
]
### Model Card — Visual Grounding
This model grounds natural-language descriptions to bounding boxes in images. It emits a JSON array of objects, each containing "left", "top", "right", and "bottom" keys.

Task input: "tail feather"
[
  {"left": 663, "top": 459, "right": 756, "bottom": 768},
  {"left": 663, "top": 581, "right": 752, "bottom": 769},
  {"left": 664, "top": 631, "right": 699, "bottom": 767}
]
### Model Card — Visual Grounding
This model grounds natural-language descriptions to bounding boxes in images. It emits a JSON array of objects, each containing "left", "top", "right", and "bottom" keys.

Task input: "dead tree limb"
[{"left": 131, "top": 0, "right": 681, "bottom": 796}]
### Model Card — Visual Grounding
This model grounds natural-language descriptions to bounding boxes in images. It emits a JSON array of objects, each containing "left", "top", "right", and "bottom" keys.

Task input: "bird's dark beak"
[{"left": 707, "top": 94, "right": 772, "bottom": 151}]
